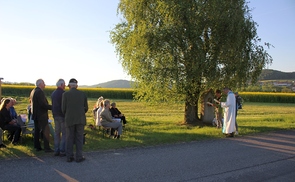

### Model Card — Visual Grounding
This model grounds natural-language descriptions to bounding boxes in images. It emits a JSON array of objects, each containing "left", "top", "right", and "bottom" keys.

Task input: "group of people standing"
[
  {"left": 210, "top": 87, "right": 242, "bottom": 137},
  {"left": 28, "top": 78, "right": 88, "bottom": 162},
  {"left": 1, "top": 77, "right": 127, "bottom": 161}
]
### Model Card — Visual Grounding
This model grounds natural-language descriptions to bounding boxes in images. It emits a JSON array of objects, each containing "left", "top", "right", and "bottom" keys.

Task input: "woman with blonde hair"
[
  {"left": 92, "top": 96, "right": 104, "bottom": 124},
  {"left": 95, "top": 101, "right": 104, "bottom": 127},
  {"left": 100, "top": 99, "right": 122, "bottom": 139},
  {"left": 0, "top": 98, "right": 22, "bottom": 145}
]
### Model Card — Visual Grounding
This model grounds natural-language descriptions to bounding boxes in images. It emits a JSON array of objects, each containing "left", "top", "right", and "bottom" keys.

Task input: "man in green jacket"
[{"left": 62, "top": 78, "right": 88, "bottom": 163}]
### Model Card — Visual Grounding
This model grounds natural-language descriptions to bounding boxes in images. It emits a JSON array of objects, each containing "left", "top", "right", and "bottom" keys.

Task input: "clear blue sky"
[{"left": 0, "top": 0, "right": 294, "bottom": 86}]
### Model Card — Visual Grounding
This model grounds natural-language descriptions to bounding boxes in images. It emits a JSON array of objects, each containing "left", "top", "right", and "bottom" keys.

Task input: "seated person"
[
  {"left": 27, "top": 100, "right": 34, "bottom": 128},
  {"left": 0, "top": 99, "right": 7, "bottom": 148},
  {"left": 95, "top": 101, "right": 104, "bottom": 127},
  {"left": 9, "top": 98, "right": 18, "bottom": 119},
  {"left": 100, "top": 99, "right": 122, "bottom": 139},
  {"left": 110, "top": 102, "right": 127, "bottom": 125},
  {"left": 10, "top": 98, "right": 27, "bottom": 135},
  {"left": 27, "top": 101, "right": 32, "bottom": 122},
  {"left": 0, "top": 128, "right": 6, "bottom": 148},
  {"left": 0, "top": 98, "right": 22, "bottom": 145},
  {"left": 92, "top": 96, "right": 104, "bottom": 126}
]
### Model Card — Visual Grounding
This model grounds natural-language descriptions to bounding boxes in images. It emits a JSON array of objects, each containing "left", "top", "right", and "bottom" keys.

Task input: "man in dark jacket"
[
  {"left": 51, "top": 79, "right": 66, "bottom": 156},
  {"left": 62, "top": 78, "right": 88, "bottom": 163},
  {"left": 30, "top": 79, "right": 53, "bottom": 152}
]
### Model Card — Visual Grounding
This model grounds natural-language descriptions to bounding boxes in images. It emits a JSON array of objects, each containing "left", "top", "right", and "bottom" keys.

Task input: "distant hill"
[
  {"left": 259, "top": 69, "right": 295, "bottom": 80},
  {"left": 88, "top": 69, "right": 295, "bottom": 88},
  {"left": 2, "top": 69, "right": 294, "bottom": 88},
  {"left": 90, "top": 79, "right": 134, "bottom": 88}
]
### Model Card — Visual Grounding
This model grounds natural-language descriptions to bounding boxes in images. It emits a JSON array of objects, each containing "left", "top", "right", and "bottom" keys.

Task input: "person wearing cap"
[
  {"left": 62, "top": 78, "right": 88, "bottom": 163},
  {"left": 30, "top": 79, "right": 53, "bottom": 152},
  {"left": 51, "top": 79, "right": 66, "bottom": 157},
  {"left": 219, "top": 87, "right": 236, "bottom": 137}
]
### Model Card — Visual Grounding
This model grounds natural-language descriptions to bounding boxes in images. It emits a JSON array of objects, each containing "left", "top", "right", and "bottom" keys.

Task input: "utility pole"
[{"left": 0, "top": 77, "right": 3, "bottom": 101}]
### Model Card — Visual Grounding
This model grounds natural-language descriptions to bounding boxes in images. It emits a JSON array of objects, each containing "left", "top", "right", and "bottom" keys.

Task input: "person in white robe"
[{"left": 220, "top": 87, "right": 236, "bottom": 137}]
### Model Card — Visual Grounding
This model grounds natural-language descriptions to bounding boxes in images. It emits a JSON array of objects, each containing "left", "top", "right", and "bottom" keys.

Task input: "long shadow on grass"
[
  {"left": 0, "top": 135, "right": 54, "bottom": 159},
  {"left": 82, "top": 121, "right": 223, "bottom": 152},
  {"left": 1, "top": 121, "right": 222, "bottom": 159},
  {"left": 0, "top": 135, "right": 46, "bottom": 160}
]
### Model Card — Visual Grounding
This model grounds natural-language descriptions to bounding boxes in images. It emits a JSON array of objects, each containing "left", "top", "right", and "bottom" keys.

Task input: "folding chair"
[
  {"left": 17, "top": 115, "right": 34, "bottom": 143},
  {"left": 101, "top": 126, "right": 112, "bottom": 138},
  {"left": 1, "top": 129, "right": 6, "bottom": 142}
]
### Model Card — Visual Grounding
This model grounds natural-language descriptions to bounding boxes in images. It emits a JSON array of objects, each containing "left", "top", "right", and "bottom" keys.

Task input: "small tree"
[{"left": 110, "top": 0, "right": 272, "bottom": 125}]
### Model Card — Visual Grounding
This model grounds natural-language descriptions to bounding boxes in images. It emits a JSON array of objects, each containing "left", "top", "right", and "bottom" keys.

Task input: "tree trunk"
[{"left": 184, "top": 100, "right": 202, "bottom": 125}]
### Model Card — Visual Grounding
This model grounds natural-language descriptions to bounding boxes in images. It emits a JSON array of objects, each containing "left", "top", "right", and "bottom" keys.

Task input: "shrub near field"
[
  {"left": 1, "top": 85, "right": 134, "bottom": 99},
  {"left": 2, "top": 85, "right": 295, "bottom": 103}
]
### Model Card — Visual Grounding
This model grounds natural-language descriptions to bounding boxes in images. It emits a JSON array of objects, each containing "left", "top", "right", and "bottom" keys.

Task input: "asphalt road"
[{"left": 1, "top": 130, "right": 295, "bottom": 182}]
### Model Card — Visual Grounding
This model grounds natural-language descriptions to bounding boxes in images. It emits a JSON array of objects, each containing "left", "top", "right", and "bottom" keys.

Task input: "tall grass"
[
  {"left": 1, "top": 98, "right": 295, "bottom": 159},
  {"left": 2, "top": 85, "right": 295, "bottom": 102},
  {"left": 2, "top": 85, "right": 134, "bottom": 99},
  {"left": 235, "top": 102, "right": 295, "bottom": 133},
  {"left": 239, "top": 92, "right": 295, "bottom": 103}
]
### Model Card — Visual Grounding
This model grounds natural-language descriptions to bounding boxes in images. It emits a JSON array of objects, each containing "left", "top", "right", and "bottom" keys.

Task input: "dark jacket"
[
  {"left": 110, "top": 107, "right": 121, "bottom": 117},
  {"left": 30, "top": 87, "right": 52, "bottom": 122},
  {"left": 62, "top": 88, "right": 88, "bottom": 127},
  {"left": 51, "top": 87, "right": 65, "bottom": 118},
  {"left": 0, "top": 107, "right": 12, "bottom": 129}
]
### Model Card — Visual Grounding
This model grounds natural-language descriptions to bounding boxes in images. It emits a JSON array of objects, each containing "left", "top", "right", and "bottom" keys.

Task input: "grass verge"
[{"left": 1, "top": 99, "right": 294, "bottom": 159}]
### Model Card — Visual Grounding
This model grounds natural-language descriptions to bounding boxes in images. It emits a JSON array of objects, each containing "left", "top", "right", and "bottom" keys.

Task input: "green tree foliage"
[{"left": 110, "top": 0, "right": 272, "bottom": 124}]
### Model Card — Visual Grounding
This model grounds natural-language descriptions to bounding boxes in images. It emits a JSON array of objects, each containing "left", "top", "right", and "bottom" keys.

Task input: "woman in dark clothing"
[
  {"left": 110, "top": 102, "right": 127, "bottom": 125},
  {"left": 0, "top": 98, "right": 22, "bottom": 145}
]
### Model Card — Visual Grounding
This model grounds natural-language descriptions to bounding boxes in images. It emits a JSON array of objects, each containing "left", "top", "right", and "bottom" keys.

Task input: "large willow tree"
[{"left": 110, "top": 0, "right": 272, "bottom": 125}]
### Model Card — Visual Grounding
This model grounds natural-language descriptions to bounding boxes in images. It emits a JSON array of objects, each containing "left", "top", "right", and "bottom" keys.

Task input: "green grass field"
[{"left": 1, "top": 98, "right": 295, "bottom": 159}]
